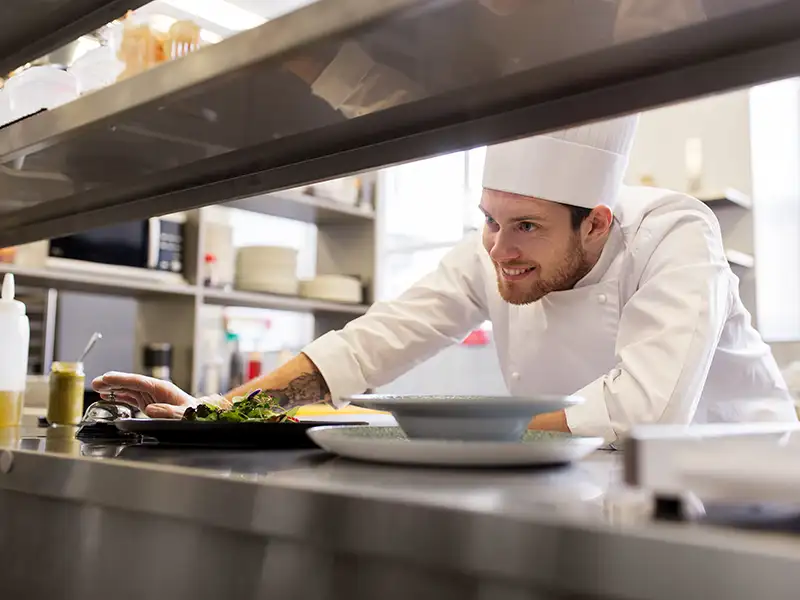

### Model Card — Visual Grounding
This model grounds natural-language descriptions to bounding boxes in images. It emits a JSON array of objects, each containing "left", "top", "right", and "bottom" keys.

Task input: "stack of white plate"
[
  {"left": 235, "top": 246, "right": 299, "bottom": 295},
  {"left": 299, "top": 275, "right": 362, "bottom": 303}
]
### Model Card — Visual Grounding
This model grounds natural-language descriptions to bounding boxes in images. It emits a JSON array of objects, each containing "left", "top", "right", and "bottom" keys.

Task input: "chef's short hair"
[{"left": 568, "top": 205, "right": 592, "bottom": 230}]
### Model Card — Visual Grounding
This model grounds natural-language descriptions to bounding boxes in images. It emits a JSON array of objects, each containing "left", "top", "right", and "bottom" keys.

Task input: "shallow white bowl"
[{"left": 345, "top": 394, "right": 584, "bottom": 442}]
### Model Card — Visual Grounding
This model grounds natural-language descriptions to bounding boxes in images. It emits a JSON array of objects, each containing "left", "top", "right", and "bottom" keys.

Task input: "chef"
[{"left": 95, "top": 114, "right": 798, "bottom": 443}]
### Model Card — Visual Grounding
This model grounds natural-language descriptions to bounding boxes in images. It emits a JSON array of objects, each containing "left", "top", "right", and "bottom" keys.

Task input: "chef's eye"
[
  {"left": 484, "top": 215, "right": 499, "bottom": 230},
  {"left": 519, "top": 221, "right": 538, "bottom": 232}
]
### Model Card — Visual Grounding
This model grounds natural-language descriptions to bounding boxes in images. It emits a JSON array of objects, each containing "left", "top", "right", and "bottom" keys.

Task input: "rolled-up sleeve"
[
  {"left": 303, "top": 235, "right": 488, "bottom": 406},
  {"left": 566, "top": 205, "right": 732, "bottom": 442}
]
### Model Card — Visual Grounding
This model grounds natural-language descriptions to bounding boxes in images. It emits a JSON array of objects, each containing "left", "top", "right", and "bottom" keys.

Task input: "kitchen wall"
[{"left": 625, "top": 89, "right": 758, "bottom": 320}]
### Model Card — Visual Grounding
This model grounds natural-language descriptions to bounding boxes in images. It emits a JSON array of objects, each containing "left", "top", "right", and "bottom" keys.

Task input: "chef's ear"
[{"left": 584, "top": 205, "right": 614, "bottom": 240}]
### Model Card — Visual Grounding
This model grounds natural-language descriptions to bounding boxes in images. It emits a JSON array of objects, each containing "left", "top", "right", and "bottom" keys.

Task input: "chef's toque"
[{"left": 482, "top": 114, "right": 639, "bottom": 209}]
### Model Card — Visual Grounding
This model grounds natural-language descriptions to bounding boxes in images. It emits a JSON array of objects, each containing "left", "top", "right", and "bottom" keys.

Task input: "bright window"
[{"left": 750, "top": 79, "right": 800, "bottom": 341}]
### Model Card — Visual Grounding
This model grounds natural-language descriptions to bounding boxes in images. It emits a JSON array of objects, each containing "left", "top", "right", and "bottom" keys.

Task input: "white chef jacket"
[{"left": 304, "top": 186, "right": 798, "bottom": 443}]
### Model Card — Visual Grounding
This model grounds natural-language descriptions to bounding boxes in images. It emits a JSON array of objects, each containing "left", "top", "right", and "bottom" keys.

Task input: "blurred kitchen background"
[{"left": 3, "top": 0, "right": 800, "bottom": 410}]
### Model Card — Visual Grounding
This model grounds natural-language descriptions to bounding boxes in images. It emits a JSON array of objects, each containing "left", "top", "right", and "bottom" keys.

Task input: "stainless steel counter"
[{"left": 1, "top": 424, "right": 800, "bottom": 600}]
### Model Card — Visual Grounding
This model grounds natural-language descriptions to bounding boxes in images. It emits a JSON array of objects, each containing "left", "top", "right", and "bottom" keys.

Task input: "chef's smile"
[{"left": 499, "top": 265, "right": 536, "bottom": 281}]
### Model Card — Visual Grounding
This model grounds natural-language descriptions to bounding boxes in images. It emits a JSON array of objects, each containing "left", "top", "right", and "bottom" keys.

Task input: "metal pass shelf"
[
  {"left": 0, "top": 0, "right": 146, "bottom": 75},
  {"left": 1, "top": 0, "right": 800, "bottom": 246}
]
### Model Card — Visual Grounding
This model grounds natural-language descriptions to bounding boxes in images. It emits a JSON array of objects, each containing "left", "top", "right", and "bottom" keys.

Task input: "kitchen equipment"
[
  {"left": 75, "top": 400, "right": 145, "bottom": 442},
  {"left": 4, "top": 66, "right": 79, "bottom": 121},
  {"left": 203, "top": 221, "right": 235, "bottom": 287},
  {"left": 299, "top": 275, "right": 363, "bottom": 303},
  {"left": 78, "top": 331, "right": 102, "bottom": 363},
  {"left": 47, "top": 361, "right": 85, "bottom": 425},
  {"left": 82, "top": 400, "right": 143, "bottom": 423},
  {"left": 306, "top": 426, "right": 603, "bottom": 467},
  {"left": 235, "top": 245, "right": 299, "bottom": 295},
  {"left": 624, "top": 422, "right": 800, "bottom": 501},
  {"left": 48, "top": 214, "right": 185, "bottom": 277},
  {"left": 115, "top": 418, "right": 367, "bottom": 449},
  {"left": 347, "top": 394, "right": 583, "bottom": 442},
  {"left": 0, "top": 274, "right": 30, "bottom": 427},
  {"left": 143, "top": 343, "right": 172, "bottom": 381},
  {"left": 68, "top": 45, "right": 124, "bottom": 94}
]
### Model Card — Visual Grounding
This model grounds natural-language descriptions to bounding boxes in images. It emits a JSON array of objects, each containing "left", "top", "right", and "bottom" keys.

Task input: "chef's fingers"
[
  {"left": 94, "top": 372, "right": 192, "bottom": 406},
  {"left": 99, "top": 390, "right": 148, "bottom": 409},
  {"left": 145, "top": 403, "right": 186, "bottom": 419}
]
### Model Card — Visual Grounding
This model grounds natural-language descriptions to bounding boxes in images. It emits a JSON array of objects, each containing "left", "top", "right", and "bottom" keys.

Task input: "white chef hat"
[{"left": 482, "top": 114, "right": 639, "bottom": 209}]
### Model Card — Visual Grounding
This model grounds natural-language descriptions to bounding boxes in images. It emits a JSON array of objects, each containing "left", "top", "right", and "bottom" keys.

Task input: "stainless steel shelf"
[
  {"left": 0, "top": 263, "right": 370, "bottom": 315},
  {"left": 699, "top": 189, "right": 753, "bottom": 210},
  {"left": 202, "top": 287, "right": 369, "bottom": 315},
  {"left": 0, "top": 1, "right": 146, "bottom": 75},
  {"left": 0, "top": 263, "right": 197, "bottom": 298},
  {"left": 1, "top": 0, "right": 799, "bottom": 246},
  {"left": 224, "top": 190, "right": 374, "bottom": 225}
]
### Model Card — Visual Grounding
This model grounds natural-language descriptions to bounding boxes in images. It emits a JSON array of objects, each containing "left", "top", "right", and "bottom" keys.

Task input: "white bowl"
[
  {"left": 346, "top": 394, "right": 584, "bottom": 442},
  {"left": 4, "top": 66, "right": 79, "bottom": 119}
]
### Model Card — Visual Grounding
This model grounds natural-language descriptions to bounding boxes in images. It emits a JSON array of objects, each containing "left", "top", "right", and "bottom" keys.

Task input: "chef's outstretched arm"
[
  {"left": 271, "top": 235, "right": 487, "bottom": 406},
  {"left": 561, "top": 202, "right": 732, "bottom": 443}
]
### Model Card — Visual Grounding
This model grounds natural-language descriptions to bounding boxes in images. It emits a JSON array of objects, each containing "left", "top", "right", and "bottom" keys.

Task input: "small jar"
[{"left": 47, "top": 362, "right": 85, "bottom": 426}]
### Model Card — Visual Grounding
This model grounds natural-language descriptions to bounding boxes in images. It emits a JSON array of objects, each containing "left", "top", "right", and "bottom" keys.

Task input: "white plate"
[{"left": 307, "top": 426, "right": 604, "bottom": 467}]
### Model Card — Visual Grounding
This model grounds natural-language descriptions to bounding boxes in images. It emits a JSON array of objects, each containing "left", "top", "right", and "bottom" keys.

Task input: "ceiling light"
[{"left": 160, "top": 0, "right": 267, "bottom": 31}]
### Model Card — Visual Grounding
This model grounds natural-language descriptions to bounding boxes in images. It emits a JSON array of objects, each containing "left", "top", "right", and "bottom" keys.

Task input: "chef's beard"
[{"left": 495, "top": 235, "right": 593, "bottom": 305}]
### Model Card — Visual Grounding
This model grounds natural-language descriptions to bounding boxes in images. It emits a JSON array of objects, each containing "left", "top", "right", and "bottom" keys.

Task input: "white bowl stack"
[
  {"left": 299, "top": 275, "right": 363, "bottom": 303},
  {"left": 235, "top": 246, "right": 299, "bottom": 295}
]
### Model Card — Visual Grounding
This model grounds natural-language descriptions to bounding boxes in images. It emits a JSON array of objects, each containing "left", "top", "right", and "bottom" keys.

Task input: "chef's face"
[{"left": 480, "top": 190, "right": 607, "bottom": 305}]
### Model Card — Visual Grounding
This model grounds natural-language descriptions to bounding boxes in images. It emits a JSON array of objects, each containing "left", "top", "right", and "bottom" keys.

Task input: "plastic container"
[
  {"left": 69, "top": 45, "right": 125, "bottom": 94},
  {"left": 0, "top": 274, "right": 30, "bottom": 428},
  {"left": 0, "top": 87, "right": 12, "bottom": 128},
  {"left": 47, "top": 362, "right": 85, "bottom": 426},
  {"left": 4, "top": 66, "right": 79, "bottom": 120}
]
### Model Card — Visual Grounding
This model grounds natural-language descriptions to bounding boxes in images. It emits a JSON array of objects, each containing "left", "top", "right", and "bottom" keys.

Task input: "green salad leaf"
[{"left": 183, "top": 390, "right": 299, "bottom": 423}]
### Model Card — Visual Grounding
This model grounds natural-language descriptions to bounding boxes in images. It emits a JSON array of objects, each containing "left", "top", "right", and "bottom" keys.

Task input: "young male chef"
[{"left": 94, "top": 114, "right": 798, "bottom": 443}]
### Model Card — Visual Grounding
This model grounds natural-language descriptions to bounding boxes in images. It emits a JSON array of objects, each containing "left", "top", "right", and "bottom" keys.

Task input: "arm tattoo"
[{"left": 263, "top": 371, "right": 331, "bottom": 408}]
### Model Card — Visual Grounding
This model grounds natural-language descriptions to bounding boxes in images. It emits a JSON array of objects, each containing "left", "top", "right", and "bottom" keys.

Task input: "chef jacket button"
[
  {"left": 511, "top": 372, "right": 520, "bottom": 380},
  {"left": 597, "top": 293, "right": 607, "bottom": 304}
]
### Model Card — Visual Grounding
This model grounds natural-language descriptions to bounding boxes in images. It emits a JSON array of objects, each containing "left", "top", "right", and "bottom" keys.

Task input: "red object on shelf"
[
  {"left": 246, "top": 354, "right": 262, "bottom": 380},
  {"left": 462, "top": 328, "right": 490, "bottom": 346}
]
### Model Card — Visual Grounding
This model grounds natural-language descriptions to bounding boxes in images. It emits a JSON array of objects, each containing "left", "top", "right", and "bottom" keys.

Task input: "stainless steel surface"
[
  {"left": 81, "top": 400, "right": 142, "bottom": 422},
  {"left": 2, "top": 0, "right": 799, "bottom": 244},
  {"left": 2, "top": 425, "right": 800, "bottom": 599},
  {"left": 0, "top": 1, "right": 146, "bottom": 75}
]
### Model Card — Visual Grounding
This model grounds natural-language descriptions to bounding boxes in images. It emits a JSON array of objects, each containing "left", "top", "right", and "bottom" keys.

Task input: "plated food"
[
  {"left": 183, "top": 390, "right": 299, "bottom": 423},
  {"left": 117, "top": 390, "right": 364, "bottom": 449}
]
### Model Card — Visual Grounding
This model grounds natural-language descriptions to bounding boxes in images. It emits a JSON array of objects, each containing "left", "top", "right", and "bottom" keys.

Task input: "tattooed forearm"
[{"left": 263, "top": 371, "right": 331, "bottom": 408}]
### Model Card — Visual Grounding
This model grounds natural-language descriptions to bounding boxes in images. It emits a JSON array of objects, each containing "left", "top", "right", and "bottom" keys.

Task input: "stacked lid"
[
  {"left": 235, "top": 246, "right": 299, "bottom": 295},
  {"left": 299, "top": 275, "right": 363, "bottom": 304}
]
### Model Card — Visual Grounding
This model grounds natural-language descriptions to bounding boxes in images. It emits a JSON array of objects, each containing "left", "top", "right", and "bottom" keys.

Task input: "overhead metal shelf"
[
  {"left": 0, "top": 1, "right": 147, "bottom": 75},
  {"left": 1, "top": 0, "right": 799, "bottom": 246}
]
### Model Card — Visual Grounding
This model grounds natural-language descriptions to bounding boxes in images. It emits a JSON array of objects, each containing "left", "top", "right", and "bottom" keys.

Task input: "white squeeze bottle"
[{"left": 0, "top": 274, "right": 30, "bottom": 427}]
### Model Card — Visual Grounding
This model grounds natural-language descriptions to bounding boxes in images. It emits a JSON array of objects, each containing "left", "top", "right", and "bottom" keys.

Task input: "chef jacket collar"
[{"left": 573, "top": 220, "right": 624, "bottom": 289}]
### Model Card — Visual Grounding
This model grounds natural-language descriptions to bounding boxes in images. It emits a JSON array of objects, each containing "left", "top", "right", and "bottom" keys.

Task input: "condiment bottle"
[
  {"left": 0, "top": 274, "right": 30, "bottom": 428},
  {"left": 47, "top": 362, "right": 85, "bottom": 426}
]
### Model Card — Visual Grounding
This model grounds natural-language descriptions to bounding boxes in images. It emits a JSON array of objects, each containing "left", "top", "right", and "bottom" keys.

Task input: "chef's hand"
[{"left": 92, "top": 372, "right": 198, "bottom": 419}]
